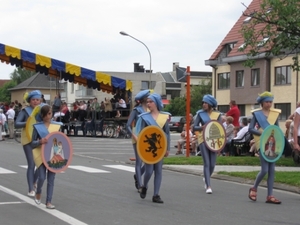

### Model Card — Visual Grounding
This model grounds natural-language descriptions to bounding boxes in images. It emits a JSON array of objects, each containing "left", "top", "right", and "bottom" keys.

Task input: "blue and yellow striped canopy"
[{"left": 0, "top": 43, "right": 132, "bottom": 93}]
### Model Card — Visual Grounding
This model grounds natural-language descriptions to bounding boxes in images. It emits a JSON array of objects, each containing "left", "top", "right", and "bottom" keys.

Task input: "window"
[
  {"left": 251, "top": 69, "right": 260, "bottom": 86},
  {"left": 274, "top": 103, "right": 291, "bottom": 120},
  {"left": 236, "top": 70, "right": 244, "bottom": 87},
  {"left": 275, "top": 66, "right": 291, "bottom": 85},
  {"left": 218, "top": 105, "right": 229, "bottom": 114},
  {"left": 141, "top": 81, "right": 155, "bottom": 90},
  {"left": 237, "top": 105, "right": 245, "bottom": 116},
  {"left": 257, "top": 37, "right": 269, "bottom": 47},
  {"left": 218, "top": 73, "right": 230, "bottom": 89},
  {"left": 225, "top": 43, "right": 235, "bottom": 56}
]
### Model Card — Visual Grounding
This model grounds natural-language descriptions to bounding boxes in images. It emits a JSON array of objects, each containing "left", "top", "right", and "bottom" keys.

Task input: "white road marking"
[
  {"left": 103, "top": 165, "right": 135, "bottom": 173},
  {"left": 19, "top": 165, "right": 65, "bottom": 173},
  {"left": 0, "top": 167, "right": 16, "bottom": 174},
  {"left": 0, "top": 185, "right": 88, "bottom": 225},
  {"left": 0, "top": 201, "right": 24, "bottom": 205},
  {"left": 68, "top": 166, "right": 110, "bottom": 173}
]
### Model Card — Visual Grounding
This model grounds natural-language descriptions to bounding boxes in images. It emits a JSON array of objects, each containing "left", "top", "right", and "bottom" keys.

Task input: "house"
[
  {"left": 9, "top": 73, "right": 63, "bottom": 105},
  {"left": 205, "top": 0, "right": 295, "bottom": 129}
]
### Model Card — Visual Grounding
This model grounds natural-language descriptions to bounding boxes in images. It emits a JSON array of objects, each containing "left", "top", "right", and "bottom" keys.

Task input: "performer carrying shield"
[
  {"left": 194, "top": 95, "right": 222, "bottom": 194},
  {"left": 30, "top": 104, "right": 62, "bottom": 209},
  {"left": 135, "top": 93, "right": 170, "bottom": 203},
  {"left": 15, "top": 90, "right": 43, "bottom": 197},
  {"left": 248, "top": 92, "right": 281, "bottom": 204},
  {"left": 126, "top": 90, "right": 150, "bottom": 191}
]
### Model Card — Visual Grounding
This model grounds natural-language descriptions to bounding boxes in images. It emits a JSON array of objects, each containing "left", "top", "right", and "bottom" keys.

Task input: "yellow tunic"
[{"left": 32, "top": 124, "right": 61, "bottom": 168}]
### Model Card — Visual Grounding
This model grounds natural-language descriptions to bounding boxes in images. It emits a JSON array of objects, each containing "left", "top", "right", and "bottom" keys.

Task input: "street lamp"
[{"left": 119, "top": 31, "right": 153, "bottom": 89}]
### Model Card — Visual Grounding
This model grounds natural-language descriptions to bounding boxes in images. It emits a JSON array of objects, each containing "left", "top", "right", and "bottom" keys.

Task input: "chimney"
[
  {"left": 173, "top": 62, "right": 179, "bottom": 71},
  {"left": 134, "top": 63, "right": 140, "bottom": 72}
]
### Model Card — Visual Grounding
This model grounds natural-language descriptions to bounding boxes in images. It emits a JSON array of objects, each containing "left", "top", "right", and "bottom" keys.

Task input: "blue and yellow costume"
[
  {"left": 194, "top": 95, "right": 221, "bottom": 194},
  {"left": 135, "top": 93, "right": 170, "bottom": 203},
  {"left": 30, "top": 104, "right": 62, "bottom": 206},
  {"left": 15, "top": 90, "right": 43, "bottom": 195},
  {"left": 126, "top": 90, "right": 150, "bottom": 190},
  {"left": 248, "top": 92, "right": 282, "bottom": 204}
]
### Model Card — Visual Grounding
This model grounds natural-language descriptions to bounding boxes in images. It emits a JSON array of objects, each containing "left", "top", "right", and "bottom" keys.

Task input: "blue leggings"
[
  {"left": 133, "top": 144, "right": 145, "bottom": 188},
  {"left": 200, "top": 143, "right": 217, "bottom": 187},
  {"left": 253, "top": 152, "right": 275, "bottom": 196},
  {"left": 143, "top": 160, "right": 163, "bottom": 196},
  {"left": 23, "top": 144, "right": 38, "bottom": 192},
  {"left": 36, "top": 164, "right": 56, "bottom": 204}
]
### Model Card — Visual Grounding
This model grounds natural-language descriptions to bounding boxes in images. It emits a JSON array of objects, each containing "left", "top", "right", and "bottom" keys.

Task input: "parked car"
[{"left": 169, "top": 116, "right": 184, "bottom": 132}]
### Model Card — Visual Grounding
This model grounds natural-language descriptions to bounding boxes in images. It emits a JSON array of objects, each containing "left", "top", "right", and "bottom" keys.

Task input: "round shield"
[
  {"left": 137, "top": 125, "right": 167, "bottom": 164},
  {"left": 203, "top": 120, "right": 226, "bottom": 152},
  {"left": 25, "top": 116, "right": 36, "bottom": 140},
  {"left": 260, "top": 125, "right": 285, "bottom": 163},
  {"left": 41, "top": 131, "right": 73, "bottom": 173}
]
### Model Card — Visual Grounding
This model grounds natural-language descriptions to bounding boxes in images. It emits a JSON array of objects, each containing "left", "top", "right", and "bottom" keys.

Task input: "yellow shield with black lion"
[
  {"left": 203, "top": 120, "right": 226, "bottom": 152},
  {"left": 137, "top": 125, "right": 167, "bottom": 164}
]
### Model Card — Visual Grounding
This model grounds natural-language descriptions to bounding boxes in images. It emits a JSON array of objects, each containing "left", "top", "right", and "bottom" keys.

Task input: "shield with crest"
[
  {"left": 137, "top": 125, "right": 167, "bottom": 164},
  {"left": 42, "top": 131, "right": 73, "bottom": 173},
  {"left": 203, "top": 120, "right": 226, "bottom": 152}
]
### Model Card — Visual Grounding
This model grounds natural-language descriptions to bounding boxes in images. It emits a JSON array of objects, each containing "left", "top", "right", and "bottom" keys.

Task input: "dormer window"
[
  {"left": 257, "top": 37, "right": 269, "bottom": 47},
  {"left": 243, "top": 16, "right": 252, "bottom": 23},
  {"left": 225, "top": 43, "right": 236, "bottom": 56}
]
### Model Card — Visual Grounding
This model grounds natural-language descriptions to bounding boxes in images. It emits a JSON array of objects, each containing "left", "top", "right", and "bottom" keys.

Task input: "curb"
[{"left": 162, "top": 165, "right": 300, "bottom": 195}]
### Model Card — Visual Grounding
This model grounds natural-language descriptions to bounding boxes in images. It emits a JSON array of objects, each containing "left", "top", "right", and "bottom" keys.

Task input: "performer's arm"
[
  {"left": 193, "top": 114, "right": 203, "bottom": 132},
  {"left": 126, "top": 109, "right": 138, "bottom": 135},
  {"left": 14, "top": 110, "right": 27, "bottom": 129},
  {"left": 248, "top": 115, "right": 261, "bottom": 136},
  {"left": 30, "top": 128, "right": 41, "bottom": 148},
  {"left": 163, "top": 121, "right": 170, "bottom": 152}
]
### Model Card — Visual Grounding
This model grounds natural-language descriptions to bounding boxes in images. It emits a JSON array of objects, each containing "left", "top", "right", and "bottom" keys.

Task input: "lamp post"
[{"left": 120, "top": 31, "right": 153, "bottom": 89}]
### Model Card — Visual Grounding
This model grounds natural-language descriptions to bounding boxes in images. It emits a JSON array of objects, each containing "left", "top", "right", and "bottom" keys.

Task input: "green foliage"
[
  {"left": 0, "top": 80, "right": 16, "bottom": 102},
  {"left": 10, "top": 67, "right": 36, "bottom": 85},
  {"left": 239, "top": 0, "right": 300, "bottom": 70},
  {"left": 164, "top": 80, "right": 212, "bottom": 116}
]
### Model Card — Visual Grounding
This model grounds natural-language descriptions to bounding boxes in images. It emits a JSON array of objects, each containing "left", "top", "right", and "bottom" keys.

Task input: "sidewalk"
[{"left": 162, "top": 165, "right": 300, "bottom": 194}]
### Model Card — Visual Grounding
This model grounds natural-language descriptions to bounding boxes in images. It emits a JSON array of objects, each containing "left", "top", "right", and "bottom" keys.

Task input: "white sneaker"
[
  {"left": 203, "top": 177, "right": 207, "bottom": 189},
  {"left": 27, "top": 191, "right": 35, "bottom": 197},
  {"left": 206, "top": 188, "right": 212, "bottom": 194}
]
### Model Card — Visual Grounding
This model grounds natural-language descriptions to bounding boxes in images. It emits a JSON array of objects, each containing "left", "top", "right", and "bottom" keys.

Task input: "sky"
[{"left": 0, "top": 0, "right": 252, "bottom": 79}]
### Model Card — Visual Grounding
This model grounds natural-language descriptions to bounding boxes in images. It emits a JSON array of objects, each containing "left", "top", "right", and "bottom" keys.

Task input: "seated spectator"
[
  {"left": 249, "top": 139, "right": 259, "bottom": 157},
  {"left": 233, "top": 117, "right": 249, "bottom": 142},
  {"left": 104, "top": 98, "right": 113, "bottom": 118},
  {"left": 115, "top": 97, "right": 126, "bottom": 117},
  {"left": 176, "top": 124, "right": 193, "bottom": 155},
  {"left": 222, "top": 116, "right": 234, "bottom": 156}
]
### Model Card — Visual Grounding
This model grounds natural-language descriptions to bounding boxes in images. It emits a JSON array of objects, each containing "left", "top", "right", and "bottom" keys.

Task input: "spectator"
[
  {"left": 104, "top": 98, "right": 113, "bottom": 118},
  {"left": 176, "top": 124, "right": 193, "bottom": 155},
  {"left": 6, "top": 104, "right": 15, "bottom": 139},
  {"left": 222, "top": 116, "right": 235, "bottom": 156},
  {"left": 288, "top": 102, "right": 300, "bottom": 120},
  {"left": 52, "top": 94, "right": 62, "bottom": 115},
  {"left": 115, "top": 97, "right": 126, "bottom": 117},
  {"left": 0, "top": 109, "right": 6, "bottom": 141},
  {"left": 41, "top": 94, "right": 46, "bottom": 103},
  {"left": 226, "top": 100, "right": 240, "bottom": 128},
  {"left": 233, "top": 117, "right": 249, "bottom": 141},
  {"left": 91, "top": 98, "right": 100, "bottom": 119}
]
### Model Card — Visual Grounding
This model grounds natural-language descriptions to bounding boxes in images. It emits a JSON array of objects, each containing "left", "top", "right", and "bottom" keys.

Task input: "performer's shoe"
[
  {"left": 133, "top": 174, "right": 138, "bottom": 190},
  {"left": 28, "top": 190, "right": 35, "bottom": 197},
  {"left": 140, "top": 187, "right": 147, "bottom": 199},
  {"left": 152, "top": 195, "right": 164, "bottom": 203},
  {"left": 34, "top": 193, "right": 41, "bottom": 205},
  {"left": 266, "top": 196, "right": 281, "bottom": 204},
  {"left": 206, "top": 188, "right": 212, "bottom": 194},
  {"left": 46, "top": 203, "right": 56, "bottom": 209}
]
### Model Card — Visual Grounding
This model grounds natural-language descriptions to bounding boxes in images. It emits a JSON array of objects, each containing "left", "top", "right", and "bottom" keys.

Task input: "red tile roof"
[
  {"left": 209, "top": 0, "right": 262, "bottom": 60},
  {"left": 0, "top": 79, "right": 10, "bottom": 87}
]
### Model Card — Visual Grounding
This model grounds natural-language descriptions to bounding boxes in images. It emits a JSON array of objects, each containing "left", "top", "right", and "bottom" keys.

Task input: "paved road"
[{"left": 0, "top": 135, "right": 299, "bottom": 225}]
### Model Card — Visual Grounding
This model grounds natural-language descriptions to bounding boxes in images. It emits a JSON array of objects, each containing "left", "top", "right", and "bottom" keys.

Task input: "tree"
[
  {"left": 10, "top": 67, "right": 36, "bottom": 85},
  {"left": 164, "top": 80, "right": 212, "bottom": 116},
  {"left": 0, "top": 80, "right": 16, "bottom": 102},
  {"left": 239, "top": 0, "right": 300, "bottom": 70}
]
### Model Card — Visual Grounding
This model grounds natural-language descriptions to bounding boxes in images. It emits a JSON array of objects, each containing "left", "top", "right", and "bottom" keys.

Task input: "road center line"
[
  {"left": 0, "top": 185, "right": 89, "bottom": 225},
  {"left": 0, "top": 201, "right": 24, "bottom": 205}
]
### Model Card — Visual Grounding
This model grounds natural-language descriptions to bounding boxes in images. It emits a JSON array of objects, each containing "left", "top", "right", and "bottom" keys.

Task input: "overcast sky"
[{"left": 0, "top": 0, "right": 252, "bottom": 79}]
